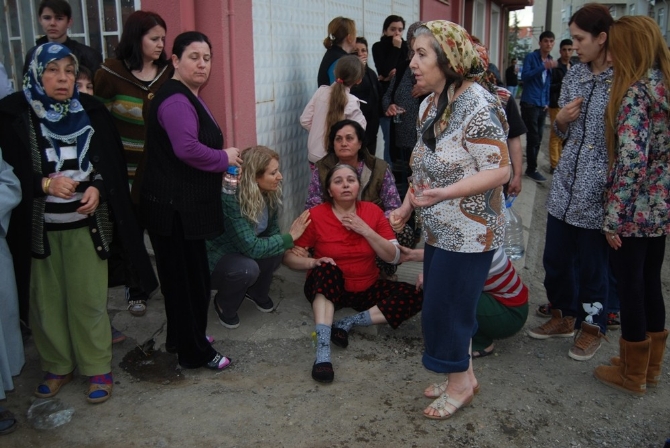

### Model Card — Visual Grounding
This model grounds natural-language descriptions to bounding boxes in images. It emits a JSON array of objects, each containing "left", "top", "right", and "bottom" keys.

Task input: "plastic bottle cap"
[{"left": 227, "top": 166, "right": 239, "bottom": 175}]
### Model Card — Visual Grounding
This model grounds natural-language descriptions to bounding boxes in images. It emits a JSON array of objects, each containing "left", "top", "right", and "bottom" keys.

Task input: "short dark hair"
[
  {"left": 115, "top": 11, "right": 168, "bottom": 71},
  {"left": 383, "top": 15, "right": 405, "bottom": 33},
  {"left": 327, "top": 119, "right": 367, "bottom": 156},
  {"left": 355, "top": 36, "right": 368, "bottom": 49},
  {"left": 38, "top": 0, "right": 72, "bottom": 19},
  {"left": 539, "top": 31, "right": 555, "bottom": 41},
  {"left": 77, "top": 65, "right": 93, "bottom": 82},
  {"left": 172, "top": 31, "right": 212, "bottom": 59},
  {"left": 560, "top": 39, "right": 573, "bottom": 48}
]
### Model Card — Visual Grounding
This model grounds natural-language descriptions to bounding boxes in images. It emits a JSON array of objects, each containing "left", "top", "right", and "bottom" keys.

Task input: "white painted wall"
[{"left": 253, "top": 0, "right": 419, "bottom": 229}]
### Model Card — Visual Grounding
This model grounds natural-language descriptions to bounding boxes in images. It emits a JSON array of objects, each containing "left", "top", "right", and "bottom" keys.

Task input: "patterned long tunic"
[
  {"left": 411, "top": 83, "right": 509, "bottom": 253},
  {"left": 603, "top": 68, "right": 670, "bottom": 237},
  {"left": 547, "top": 63, "right": 613, "bottom": 229}
]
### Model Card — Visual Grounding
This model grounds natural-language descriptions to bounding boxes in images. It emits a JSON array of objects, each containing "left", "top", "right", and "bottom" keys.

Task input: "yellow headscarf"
[{"left": 420, "top": 20, "right": 499, "bottom": 150}]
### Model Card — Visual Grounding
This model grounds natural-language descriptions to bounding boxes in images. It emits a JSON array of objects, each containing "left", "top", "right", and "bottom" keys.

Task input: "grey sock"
[
  {"left": 333, "top": 310, "right": 373, "bottom": 333},
  {"left": 315, "top": 324, "right": 331, "bottom": 364}
]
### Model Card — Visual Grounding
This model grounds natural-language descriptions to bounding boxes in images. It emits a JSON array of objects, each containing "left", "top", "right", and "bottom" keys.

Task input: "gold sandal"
[
  {"left": 34, "top": 372, "right": 73, "bottom": 398},
  {"left": 423, "top": 393, "right": 474, "bottom": 420},
  {"left": 424, "top": 381, "right": 480, "bottom": 399}
]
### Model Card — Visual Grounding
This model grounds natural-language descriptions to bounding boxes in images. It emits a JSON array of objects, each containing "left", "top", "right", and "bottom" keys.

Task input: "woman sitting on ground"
[
  {"left": 284, "top": 164, "right": 423, "bottom": 384},
  {"left": 206, "top": 146, "right": 311, "bottom": 329},
  {"left": 304, "top": 119, "right": 415, "bottom": 277}
]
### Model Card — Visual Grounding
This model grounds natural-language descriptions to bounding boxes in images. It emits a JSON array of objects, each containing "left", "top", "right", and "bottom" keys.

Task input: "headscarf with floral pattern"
[
  {"left": 23, "top": 42, "right": 93, "bottom": 173},
  {"left": 419, "top": 20, "right": 499, "bottom": 151}
]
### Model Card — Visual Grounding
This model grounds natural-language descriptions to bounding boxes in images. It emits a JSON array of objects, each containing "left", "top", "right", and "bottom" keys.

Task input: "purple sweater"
[{"left": 158, "top": 93, "right": 229, "bottom": 172}]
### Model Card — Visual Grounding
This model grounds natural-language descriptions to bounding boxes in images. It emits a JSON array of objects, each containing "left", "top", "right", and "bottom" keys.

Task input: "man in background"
[
  {"left": 548, "top": 39, "right": 573, "bottom": 174},
  {"left": 23, "top": 0, "right": 102, "bottom": 74},
  {"left": 520, "top": 31, "right": 557, "bottom": 183}
]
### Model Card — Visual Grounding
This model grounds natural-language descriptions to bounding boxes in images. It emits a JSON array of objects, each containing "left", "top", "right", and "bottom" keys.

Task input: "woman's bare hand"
[
  {"left": 556, "top": 97, "right": 583, "bottom": 127},
  {"left": 76, "top": 186, "right": 99, "bottom": 215},
  {"left": 289, "top": 210, "right": 311, "bottom": 241},
  {"left": 389, "top": 206, "right": 411, "bottom": 232},
  {"left": 341, "top": 213, "right": 372, "bottom": 236},
  {"left": 47, "top": 175, "right": 79, "bottom": 199},
  {"left": 224, "top": 147, "right": 243, "bottom": 167}
]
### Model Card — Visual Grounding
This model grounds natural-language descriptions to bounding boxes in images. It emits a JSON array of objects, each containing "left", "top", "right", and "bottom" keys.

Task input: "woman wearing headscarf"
[
  {"left": 0, "top": 43, "right": 157, "bottom": 404},
  {"left": 390, "top": 21, "right": 510, "bottom": 420}
]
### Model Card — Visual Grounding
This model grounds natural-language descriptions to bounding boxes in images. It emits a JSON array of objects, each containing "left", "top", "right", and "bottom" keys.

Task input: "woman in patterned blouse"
[
  {"left": 594, "top": 16, "right": 670, "bottom": 395},
  {"left": 390, "top": 21, "right": 510, "bottom": 420}
]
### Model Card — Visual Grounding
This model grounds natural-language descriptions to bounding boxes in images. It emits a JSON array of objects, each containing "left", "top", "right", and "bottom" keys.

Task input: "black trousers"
[
  {"left": 610, "top": 235, "right": 667, "bottom": 342},
  {"left": 148, "top": 213, "right": 216, "bottom": 368}
]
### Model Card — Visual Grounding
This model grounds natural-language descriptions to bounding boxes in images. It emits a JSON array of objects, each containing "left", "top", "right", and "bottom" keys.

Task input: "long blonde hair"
[
  {"left": 238, "top": 146, "right": 282, "bottom": 224},
  {"left": 605, "top": 16, "right": 670, "bottom": 166},
  {"left": 323, "top": 55, "right": 363, "bottom": 151}
]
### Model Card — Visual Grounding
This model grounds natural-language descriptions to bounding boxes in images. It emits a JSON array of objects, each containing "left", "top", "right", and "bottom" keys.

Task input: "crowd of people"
[{"left": 0, "top": 0, "right": 668, "bottom": 434}]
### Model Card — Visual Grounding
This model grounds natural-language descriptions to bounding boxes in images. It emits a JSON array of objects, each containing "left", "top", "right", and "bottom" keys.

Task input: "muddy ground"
[{"left": 2, "top": 147, "right": 670, "bottom": 447}]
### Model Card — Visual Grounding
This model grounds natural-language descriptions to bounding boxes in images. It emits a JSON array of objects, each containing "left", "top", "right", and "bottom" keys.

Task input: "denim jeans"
[
  {"left": 421, "top": 245, "right": 494, "bottom": 373},
  {"left": 520, "top": 102, "right": 547, "bottom": 174}
]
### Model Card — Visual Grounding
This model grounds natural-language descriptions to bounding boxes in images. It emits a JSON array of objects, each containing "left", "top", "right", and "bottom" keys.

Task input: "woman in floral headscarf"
[
  {"left": 0, "top": 43, "right": 157, "bottom": 404},
  {"left": 390, "top": 21, "right": 510, "bottom": 420}
]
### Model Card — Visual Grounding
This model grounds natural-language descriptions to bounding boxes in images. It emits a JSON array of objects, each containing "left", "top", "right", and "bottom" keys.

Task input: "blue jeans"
[
  {"left": 422, "top": 245, "right": 494, "bottom": 373},
  {"left": 543, "top": 214, "right": 610, "bottom": 333},
  {"left": 507, "top": 85, "right": 518, "bottom": 98},
  {"left": 520, "top": 102, "right": 547, "bottom": 174}
]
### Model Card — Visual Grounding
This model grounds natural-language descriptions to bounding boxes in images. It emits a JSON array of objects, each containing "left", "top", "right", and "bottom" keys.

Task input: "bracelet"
[{"left": 43, "top": 177, "right": 52, "bottom": 194}]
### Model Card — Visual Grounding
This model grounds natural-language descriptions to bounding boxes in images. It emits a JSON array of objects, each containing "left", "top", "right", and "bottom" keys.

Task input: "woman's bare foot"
[{"left": 423, "top": 372, "right": 479, "bottom": 399}]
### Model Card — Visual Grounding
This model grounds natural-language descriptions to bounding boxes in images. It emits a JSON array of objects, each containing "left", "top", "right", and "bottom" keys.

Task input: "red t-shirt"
[{"left": 295, "top": 201, "right": 396, "bottom": 292}]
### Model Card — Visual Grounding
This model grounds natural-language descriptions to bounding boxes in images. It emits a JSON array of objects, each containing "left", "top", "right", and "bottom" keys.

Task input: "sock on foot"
[
  {"left": 333, "top": 310, "right": 373, "bottom": 333},
  {"left": 315, "top": 324, "right": 332, "bottom": 364}
]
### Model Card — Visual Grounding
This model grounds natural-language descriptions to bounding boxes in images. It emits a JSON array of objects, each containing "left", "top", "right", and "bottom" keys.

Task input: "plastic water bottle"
[
  {"left": 503, "top": 196, "right": 525, "bottom": 260},
  {"left": 222, "top": 166, "right": 239, "bottom": 194}
]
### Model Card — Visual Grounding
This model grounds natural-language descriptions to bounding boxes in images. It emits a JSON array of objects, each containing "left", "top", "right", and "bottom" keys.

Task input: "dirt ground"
[{"left": 3, "top": 144, "right": 670, "bottom": 447}]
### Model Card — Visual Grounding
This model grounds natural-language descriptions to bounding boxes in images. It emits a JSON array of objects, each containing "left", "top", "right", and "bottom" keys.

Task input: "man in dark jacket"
[
  {"left": 23, "top": 0, "right": 102, "bottom": 74},
  {"left": 548, "top": 39, "right": 573, "bottom": 174}
]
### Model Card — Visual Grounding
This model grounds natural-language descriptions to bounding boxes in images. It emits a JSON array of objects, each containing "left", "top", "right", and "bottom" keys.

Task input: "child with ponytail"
[{"left": 301, "top": 55, "right": 367, "bottom": 167}]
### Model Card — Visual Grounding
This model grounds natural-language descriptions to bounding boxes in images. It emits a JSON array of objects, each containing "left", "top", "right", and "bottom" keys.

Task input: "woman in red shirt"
[{"left": 283, "top": 164, "right": 422, "bottom": 383}]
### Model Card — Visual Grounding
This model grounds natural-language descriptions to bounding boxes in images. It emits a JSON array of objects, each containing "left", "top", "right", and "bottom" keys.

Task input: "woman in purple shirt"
[{"left": 140, "top": 32, "right": 242, "bottom": 371}]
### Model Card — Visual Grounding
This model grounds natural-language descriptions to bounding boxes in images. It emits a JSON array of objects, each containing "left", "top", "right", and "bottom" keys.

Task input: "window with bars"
[{"left": 0, "top": 0, "right": 138, "bottom": 89}]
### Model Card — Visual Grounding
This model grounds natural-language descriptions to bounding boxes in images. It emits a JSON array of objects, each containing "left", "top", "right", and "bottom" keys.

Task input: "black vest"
[{"left": 140, "top": 79, "right": 224, "bottom": 239}]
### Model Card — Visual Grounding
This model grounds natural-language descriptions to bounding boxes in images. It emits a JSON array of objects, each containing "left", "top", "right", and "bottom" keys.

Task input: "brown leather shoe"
[
  {"left": 527, "top": 309, "right": 575, "bottom": 339},
  {"left": 569, "top": 322, "right": 608, "bottom": 361}
]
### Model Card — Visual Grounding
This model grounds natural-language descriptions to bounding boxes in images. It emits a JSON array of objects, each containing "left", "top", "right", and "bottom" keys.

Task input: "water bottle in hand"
[
  {"left": 222, "top": 166, "right": 240, "bottom": 194},
  {"left": 503, "top": 196, "right": 525, "bottom": 260}
]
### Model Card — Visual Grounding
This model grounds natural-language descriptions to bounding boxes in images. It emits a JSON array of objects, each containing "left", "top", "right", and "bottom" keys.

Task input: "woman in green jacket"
[{"left": 207, "top": 146, "right": 311, "bottom": 328}]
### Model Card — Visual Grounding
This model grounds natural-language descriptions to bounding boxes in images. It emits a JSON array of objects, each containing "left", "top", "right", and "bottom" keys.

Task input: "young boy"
[
  {"left": 23, "top": 0, "right": 102, "bottom": 75},
  {"left": 75, "top": 65, "right": 94, "bottom": 96}
]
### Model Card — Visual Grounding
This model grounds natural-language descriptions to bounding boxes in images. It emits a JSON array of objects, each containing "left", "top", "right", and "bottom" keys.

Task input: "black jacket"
[
  {"left": 23, "top": 36, "right": 103, "bottom": 75},
  {"left": 317, "top": 46, "right": 349, "bottom": 87},
  {"left": 0, "top": 92, "right": 159, "bottom": 323},
  {"left": 350, "top": 65, "right": 383, "bottom": 151},
  {"left": 140, "top": 80, "right": 225, "bottom": 239},
  {"left": 550, "top": 60, "right": 570, "bottom": 108}
]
